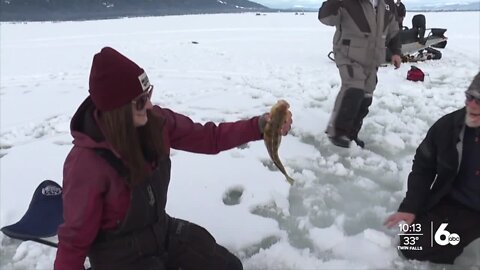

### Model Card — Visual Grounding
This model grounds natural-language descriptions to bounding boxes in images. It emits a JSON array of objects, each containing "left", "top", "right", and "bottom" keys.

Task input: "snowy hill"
[
  {"left": 0, "top": 0, "right": 269, "bottom": 21},
  {"left": 410, "top": 1, "right": 480, "bottom": 11}
]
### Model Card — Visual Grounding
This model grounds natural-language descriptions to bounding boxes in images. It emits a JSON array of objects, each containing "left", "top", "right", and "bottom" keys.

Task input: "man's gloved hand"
[
  {"left": 384, "top": 212, "right": 416, "bottom": 229},
  {"left": 391, "top": 54, "right": 402, "bottom": 69},
  {"left": 325, "top": 0, "right": 342, "bottom": 14}
]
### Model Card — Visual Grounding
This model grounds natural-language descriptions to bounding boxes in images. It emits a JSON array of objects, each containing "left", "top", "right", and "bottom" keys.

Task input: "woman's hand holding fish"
[{"left": 259, "top": 100, "right": 292, "bottom": 136}]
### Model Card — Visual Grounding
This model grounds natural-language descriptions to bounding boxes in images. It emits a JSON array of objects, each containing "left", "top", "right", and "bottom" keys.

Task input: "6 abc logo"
[{"left": 434, "top": 223, "right": 460, "bottom": 246}]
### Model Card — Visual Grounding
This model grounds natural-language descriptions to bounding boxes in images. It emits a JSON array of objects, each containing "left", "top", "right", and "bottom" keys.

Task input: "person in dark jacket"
[
  {"left": 396, "top": 0, "right": 406, "bottom": 29},
  {"left": 54, "top": 47, "right": 293, "bottom": 270},
  {"left": 384, "top": 72, "right": 480, "bottom": 264},
  {"left": 319, "top": 0, "right": 402, "bottom": 148}
]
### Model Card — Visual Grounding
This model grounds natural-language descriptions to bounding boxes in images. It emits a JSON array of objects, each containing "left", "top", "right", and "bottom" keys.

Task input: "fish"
[{"left": 263, "top": 100, "right": 295, "bottom": 185}]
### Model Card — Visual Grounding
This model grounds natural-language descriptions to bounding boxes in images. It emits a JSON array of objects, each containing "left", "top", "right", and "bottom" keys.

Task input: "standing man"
[
  {"left": 396, "top": 0, "right": 406, "bottom": 29},
  {"left": 384, "top": 73, "right": 480, "bottom": 264},
  {"left": 318, "top": 0, "right": 402, "bottom": 148}
]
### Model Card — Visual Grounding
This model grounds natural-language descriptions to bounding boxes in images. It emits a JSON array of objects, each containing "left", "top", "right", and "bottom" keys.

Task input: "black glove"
[
  {"left": 319, "top": 0, "right": 342, "bottom": 20},
  {"left": 324, "top": 0, "right": 342, "bottom": 15}
]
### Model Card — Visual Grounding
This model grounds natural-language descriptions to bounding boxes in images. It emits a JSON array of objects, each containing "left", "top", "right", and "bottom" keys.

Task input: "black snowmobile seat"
[
  {"left": 399, "top": 14, "right": 427, "bottom": 45},
  {"left": 412, "top": 14, "right": 426, "bottom": 30},
  {"left": 400, "top": 28, "right": 419, "bottom": 44},
  {"left": 412, "top": 14, "right": 426, "bottom": 44}
]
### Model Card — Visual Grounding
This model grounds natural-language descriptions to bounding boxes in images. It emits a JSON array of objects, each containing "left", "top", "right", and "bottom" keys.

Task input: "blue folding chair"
[{"left": 1, "top": 180, "right": 63, "bottom": 248}]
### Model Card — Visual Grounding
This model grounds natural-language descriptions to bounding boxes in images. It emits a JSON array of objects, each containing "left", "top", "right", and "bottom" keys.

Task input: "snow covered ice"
[{"left": 1, "top": 11, "right": 479, "bottom": 270}]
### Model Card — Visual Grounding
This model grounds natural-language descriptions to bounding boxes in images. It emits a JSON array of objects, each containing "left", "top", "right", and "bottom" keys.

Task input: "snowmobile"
[
  {"left": 327, "top": 14, "right": 448, "bottom": 64},
  {"left": 393, "top": 14, "right": 448, "bottom": 63}
]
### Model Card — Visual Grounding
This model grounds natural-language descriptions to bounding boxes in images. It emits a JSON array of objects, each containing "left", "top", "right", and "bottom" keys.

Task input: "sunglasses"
[
  {"left": 466, "top": 93, "right": 480, "bottom": 105},
  {"left": 132, "top": 85, "right": 153, "bottom": 110}
]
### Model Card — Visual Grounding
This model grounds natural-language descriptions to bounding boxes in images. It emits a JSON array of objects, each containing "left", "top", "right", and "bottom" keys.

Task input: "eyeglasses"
[
  {"left": 466, "top": 93, "right": 480, "bottom": 105},
  {"left": 132, "top": 85, "right": 153, "bottom": 111}
]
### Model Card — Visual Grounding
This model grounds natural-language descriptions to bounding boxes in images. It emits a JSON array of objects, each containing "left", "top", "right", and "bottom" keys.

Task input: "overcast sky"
[{"left": 254, "top": 0, "right": 479, "bottom": 9}]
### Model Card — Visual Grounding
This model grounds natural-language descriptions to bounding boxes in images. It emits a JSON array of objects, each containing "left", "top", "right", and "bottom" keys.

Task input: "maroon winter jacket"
[{"left": 54, "top": 99, "right": 262, "bottom": 269}]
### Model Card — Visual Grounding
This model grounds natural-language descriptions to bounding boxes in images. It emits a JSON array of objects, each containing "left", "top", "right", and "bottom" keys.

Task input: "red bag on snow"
[{"left": 407, "top": 66, "right": 425, "bottom": 82}]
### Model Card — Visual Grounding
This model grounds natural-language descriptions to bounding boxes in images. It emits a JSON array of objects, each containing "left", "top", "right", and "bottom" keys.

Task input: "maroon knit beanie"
[{"left": 88, "top": 47, "right": 151, "bottom": 111}]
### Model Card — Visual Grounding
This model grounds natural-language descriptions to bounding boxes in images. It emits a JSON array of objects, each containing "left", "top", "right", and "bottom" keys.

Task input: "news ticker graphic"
[{"left": 397, "top": 222, "right": 460, "bottom": 251}]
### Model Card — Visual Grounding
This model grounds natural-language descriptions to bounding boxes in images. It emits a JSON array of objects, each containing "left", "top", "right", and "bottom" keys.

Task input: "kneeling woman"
[{"left": 54, "top": 47, "right": 292, "bottom": 270}]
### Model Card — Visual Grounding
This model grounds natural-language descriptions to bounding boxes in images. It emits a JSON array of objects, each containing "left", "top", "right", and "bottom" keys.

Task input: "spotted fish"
[{"left": 263, "top": 100, "right": 295, "bottom": 185}]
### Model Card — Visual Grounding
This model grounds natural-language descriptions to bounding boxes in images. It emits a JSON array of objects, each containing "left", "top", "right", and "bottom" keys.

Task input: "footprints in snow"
[{"left": 0, "top": 115, "right": 71, "bottom": 158}]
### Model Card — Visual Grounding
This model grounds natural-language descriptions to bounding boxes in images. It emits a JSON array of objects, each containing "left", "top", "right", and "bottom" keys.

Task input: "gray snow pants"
[{"left": 326, "top": 62, "right": 377, "bottom": 138}]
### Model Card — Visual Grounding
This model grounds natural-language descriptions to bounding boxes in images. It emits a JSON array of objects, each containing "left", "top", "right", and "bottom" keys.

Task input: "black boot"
[
  {"left": 329, "top": 135, "right": 351, "bottom": 148},
  {"left": 353, "top": 138, "right": 365, "bottom": 148},
  {"left": 328, "top": 88, "right": 365, "bottom": 148},
  {"left": 349, "top": 97, "right": 372, "bottom": 149}
]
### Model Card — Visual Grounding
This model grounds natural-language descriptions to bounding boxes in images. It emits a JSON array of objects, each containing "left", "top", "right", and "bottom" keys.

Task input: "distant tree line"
[{"left": 0, "top": 0, "right": 270, "bottom": 21}]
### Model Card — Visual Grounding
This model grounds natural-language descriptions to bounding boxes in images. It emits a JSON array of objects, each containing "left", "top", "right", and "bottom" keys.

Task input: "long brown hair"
[{"left": 99, "top": 105, "right": 165, "bottom": 186}]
